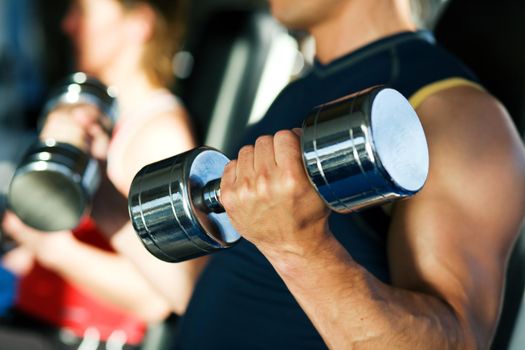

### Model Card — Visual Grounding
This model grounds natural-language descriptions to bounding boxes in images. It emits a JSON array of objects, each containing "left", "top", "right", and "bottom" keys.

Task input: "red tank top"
[{"left": 16, "top": 218, "right": 146, "bottom": 345}]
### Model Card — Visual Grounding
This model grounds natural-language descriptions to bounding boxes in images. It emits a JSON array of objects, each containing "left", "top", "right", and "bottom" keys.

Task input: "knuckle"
[
  {"left": 219, "top": 186, "right": 235, "bottom": 210},
  {"left": 255, "top": 172, "right": 271, "bottom": 193},
  {"left": 281, "top": 170, "right": 305, "bottom": 192},
  {"left": 274, "top": 129, "right": 295, "bottom": 142},
  {"left": 221, "top": 182, "right": 243, "bottom": 211},
  {"left": 255, "top": 135, "right": 273, "bottom": 146},
  {"left": 238, "top": 145, "right": 254, "bottom": 157},
  {"left": 238, "top": 178, "right": 253, "bottom": 194},
  {"left": 223, "top": 160, "right": 237, "bottom": 173}
]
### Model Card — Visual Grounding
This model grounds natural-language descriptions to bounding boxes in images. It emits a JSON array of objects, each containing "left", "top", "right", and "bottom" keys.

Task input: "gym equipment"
[
  {"left": 128, "top": 86, "right": 429, "bottom": 262},
  {"left": 8, "top": 72, "right": 117, "bottom": 232}
]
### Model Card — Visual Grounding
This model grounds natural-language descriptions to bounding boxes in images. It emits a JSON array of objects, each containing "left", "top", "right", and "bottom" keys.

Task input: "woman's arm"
[
  {"left": 1, "top": 212, "right": 171, "bottom": 322},
  {"left": 94, "top": 106, "right": 208, "bottom": 315}
]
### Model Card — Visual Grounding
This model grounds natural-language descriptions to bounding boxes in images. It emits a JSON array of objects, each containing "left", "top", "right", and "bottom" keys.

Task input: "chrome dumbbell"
[
  {"left": 128, "top": 87, "right": 429, "bottom": 262},
  {"left": 8, "top": 73, "right": 117, "bottom": 231}
]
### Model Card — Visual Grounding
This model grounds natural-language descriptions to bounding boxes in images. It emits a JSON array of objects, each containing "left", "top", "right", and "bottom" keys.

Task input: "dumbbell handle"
[{"left": 194, "top": 178, "right": 224, "bottom": 214}]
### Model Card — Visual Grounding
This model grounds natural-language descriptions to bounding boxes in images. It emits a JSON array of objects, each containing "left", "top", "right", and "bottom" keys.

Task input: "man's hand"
[{"left": 220, "top": 129, "right": 331, "bottom": 257}]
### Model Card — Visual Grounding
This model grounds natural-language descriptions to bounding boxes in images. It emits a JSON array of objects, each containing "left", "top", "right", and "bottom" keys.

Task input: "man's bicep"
[
  {"left": 387, "top": 87, "right": 525, "bottom": 338},
  {"left": 388, "top": 194, "right": 506, "bottom": 335}
]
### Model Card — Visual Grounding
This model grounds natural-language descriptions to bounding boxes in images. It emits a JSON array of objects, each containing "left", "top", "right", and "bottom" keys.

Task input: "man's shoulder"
[
  {"left": 418, "top": 85, "right": 504, "bottom": 123},
  {"left": 390, "top": 33, "right": 479, "bottom": 103},
  {"left": 417, "top": 85, "right": 522, "bottom": 162}
]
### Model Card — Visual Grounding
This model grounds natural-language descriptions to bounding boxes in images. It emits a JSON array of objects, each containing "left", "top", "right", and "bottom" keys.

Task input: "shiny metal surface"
[
  {"left": 7, "top": 73, "right": 116, "bottom": 231},
  {"left": 128, "top": 86, "right": 429, "bottom": 263},
  {"left": 128, "top": 147, "right": 239, "bottom": 262},
  {"left": 41, "top": 72, "right": 118, "bottom": 130},
  {"left": 8, "top": 140, "right": 100, "bottom": 231},
  {"left": 196, "top": 178, "right": 224, "bottom": 214},
  {"left": 301, "top": 87, "right": 429, "bottom": 213}
]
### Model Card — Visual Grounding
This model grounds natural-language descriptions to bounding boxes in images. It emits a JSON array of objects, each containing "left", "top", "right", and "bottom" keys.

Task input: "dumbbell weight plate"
[
  {"left": 8, "top": 140, "right": 100, "bottom": 231},
  {"left": 41, "top": 72, "right": 118, "bottom": 130},
  {"left": 128, "top": 147, "right": 239, "bottom": 262},
  {"left": 302, "top": 87, "right": 429, "bottom": 213}
]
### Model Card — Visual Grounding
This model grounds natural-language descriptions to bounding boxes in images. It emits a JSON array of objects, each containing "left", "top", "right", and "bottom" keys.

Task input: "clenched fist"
[{"left": 220, "top": 130, "right": 332, "bottom": 258}]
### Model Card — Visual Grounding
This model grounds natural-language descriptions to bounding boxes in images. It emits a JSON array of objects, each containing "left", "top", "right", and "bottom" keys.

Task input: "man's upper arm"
[{"left": 388, "top": 86, "right": 525, "bottom": 345}]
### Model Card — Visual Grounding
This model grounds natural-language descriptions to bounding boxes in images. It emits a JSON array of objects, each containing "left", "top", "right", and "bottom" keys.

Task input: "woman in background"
[{"left": 0, "top": 0, "right": 199, "bottom": 348}]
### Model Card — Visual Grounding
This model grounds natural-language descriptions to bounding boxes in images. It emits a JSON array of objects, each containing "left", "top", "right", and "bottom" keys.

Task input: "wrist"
[
  {"left": 37, "top": 233, "right": 79, "bottom": 270},
  {"left": 260, "top": 228, "right": 350, "bottom": 278},
  {"left": 256, "top": 219, "right": 330, "bottom": 255}
]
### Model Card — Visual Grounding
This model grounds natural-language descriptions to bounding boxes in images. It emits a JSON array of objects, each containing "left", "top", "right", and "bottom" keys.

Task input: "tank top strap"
[
  {"left": 409, "top": 77, "right": 484, "bottom": 109},
  {"left": 107, "top": 89, "right": 181, "bottom": 181},
  {"left": 112, "top": 89, "right": 181, "bottom": 138}
]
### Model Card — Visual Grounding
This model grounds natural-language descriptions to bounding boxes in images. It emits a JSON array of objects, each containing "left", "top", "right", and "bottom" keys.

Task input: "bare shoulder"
[
  {"left": 414, "top": 85, "right": 525, "bottom": 239},
  {"left": 417, "top": 86, "right": 523, "bottom": 154},
  {"left": 393, "top": 85, "right": 525, "bottom": 256},
  {"left": 138, "top": 105, "right": 194, "bottom": 148},
  {"left": 417, "top": 86, "right": 525, "bottom": 188},
  {"left": 128, "top": 105, "right": 194, "bottom": 157},
  {"left": 113, "top": 106, "right": 196, "bottom": 192}
]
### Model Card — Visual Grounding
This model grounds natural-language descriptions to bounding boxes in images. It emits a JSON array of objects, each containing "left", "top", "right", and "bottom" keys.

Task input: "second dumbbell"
[{"left": 8, "top": 72, "right": 117, "bottom": 232}]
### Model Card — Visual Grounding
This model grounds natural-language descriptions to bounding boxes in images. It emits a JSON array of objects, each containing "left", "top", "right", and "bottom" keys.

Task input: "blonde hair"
[{"left": 119, "top": 0, "right": 187, "bottom": 87}]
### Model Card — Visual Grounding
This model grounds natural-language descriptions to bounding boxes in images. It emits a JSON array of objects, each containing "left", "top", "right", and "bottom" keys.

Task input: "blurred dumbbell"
[
  {"left": 8, "top": 73, "right": 117, "bottom": 232},
  {"left": 128, "top": 87, "right": 429, "bottom": 263}
]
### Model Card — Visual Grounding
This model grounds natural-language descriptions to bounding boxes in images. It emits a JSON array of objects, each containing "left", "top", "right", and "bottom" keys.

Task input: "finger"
[
  {"left": 71, "top": 104, "right": 100, "bottom": 128},
  {"left": 254, "top": 135, "right": 276, "bottom": 172},
  {"left": 2, "top": 211, "right": 23, "bottom": 234},
  {"left": 221, "top": 160, "right": 237, "bottom": 187},
  {"left": 273, "top": 130, "right": 303, "bottom": 171},
  {"left": 2, "top": 212, "right": 32, "bottom": 243},
  {"left": 291, "top": 128, "right": 303, "bottom": 137},
  {"left": 88, "top": 123, "right": 105, "bottom": 137},
  {"left": 235, "top": 145, "right": 255, "bottom": 182},
  {"left": 88, "top": 123, "right": 109, "bottom": 146}
]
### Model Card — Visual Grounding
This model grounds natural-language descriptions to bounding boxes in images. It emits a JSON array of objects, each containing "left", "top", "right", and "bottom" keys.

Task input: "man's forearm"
[{"left": 262, "top": 234, "right": 469, "bottom": 350}]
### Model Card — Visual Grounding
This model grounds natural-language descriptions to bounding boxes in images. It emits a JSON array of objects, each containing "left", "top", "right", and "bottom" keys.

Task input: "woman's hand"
[
  {"left": 1, "top": 246, "right": 35, "bottom": 276},
  {"left": 1, "top": 211, "right": 78, "bottom": 270},
  {"left": 40, "top": 103, "right": 110, "bottom": 160}
]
